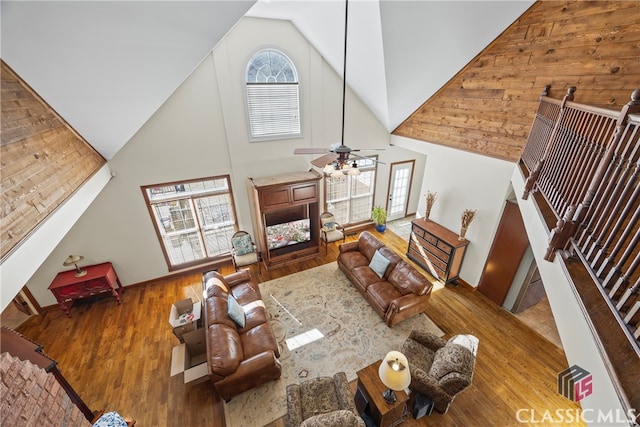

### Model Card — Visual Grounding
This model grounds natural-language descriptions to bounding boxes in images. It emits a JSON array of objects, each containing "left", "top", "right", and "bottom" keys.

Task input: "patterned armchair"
[
  {"left": 319, "top": 212, "right": 345, "bottom": 254},
  {"left": 230, "top": 231, "right": 260, "bottom": 273},
  {"left": 402, "top": 330, "right": 478, "bottom": 414},
  {"left": 284, "top": 372, "right": 365, "bottom": 427}
]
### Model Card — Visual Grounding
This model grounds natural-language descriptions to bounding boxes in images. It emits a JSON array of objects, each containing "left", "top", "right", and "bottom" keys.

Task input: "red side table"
[{"left": 48, "top": 262, "right": 124, "bottom": 317}]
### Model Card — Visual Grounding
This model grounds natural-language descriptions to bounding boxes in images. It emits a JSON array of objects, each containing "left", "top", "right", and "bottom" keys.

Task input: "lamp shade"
[
  {"left": 63, "top": 255, "right": 87, "bottom": 277},
  {"left": 378, "top": 351, "right": 411, "bottom": 392},
  {"left": 63, "top": 255, "right": 84, "bottom": 266}
]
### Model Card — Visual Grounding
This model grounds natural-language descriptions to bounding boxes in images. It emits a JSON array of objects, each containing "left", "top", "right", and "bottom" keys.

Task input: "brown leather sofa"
[
  {"left": 337, "top": 231, "right": 433, "bottom": 327},
  {"left": 202, "top": 270, "right": 281, "bottom": 401}
]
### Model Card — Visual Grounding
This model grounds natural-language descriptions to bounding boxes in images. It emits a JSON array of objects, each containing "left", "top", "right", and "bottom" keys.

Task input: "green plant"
[{"left": 371, "top": 206, "right": 387, "bottom": 225}]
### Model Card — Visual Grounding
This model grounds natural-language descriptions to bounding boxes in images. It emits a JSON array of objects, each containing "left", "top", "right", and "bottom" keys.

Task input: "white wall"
[
  {"left": 22, "top": 17, "right": 420, "bottom": 308},
  {"left": 391, "top": 135, "right": 515, "bottom": 286},
  {"left": 0, "top": 165, "right": 112, "bottom": 311}
]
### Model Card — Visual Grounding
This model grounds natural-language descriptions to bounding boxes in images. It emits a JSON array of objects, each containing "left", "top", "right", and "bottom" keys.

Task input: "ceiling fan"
[{"left": 293, "top": 0, "right": 383, "bottom": 177}]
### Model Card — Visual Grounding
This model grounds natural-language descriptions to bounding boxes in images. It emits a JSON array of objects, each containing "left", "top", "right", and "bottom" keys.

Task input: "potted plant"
[{"left": 371, "top": 206, "right": 388, "bottom": 232}]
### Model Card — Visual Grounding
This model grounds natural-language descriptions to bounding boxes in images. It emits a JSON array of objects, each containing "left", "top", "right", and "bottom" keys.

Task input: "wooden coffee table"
[{"left": 356, "top": 360, "right": 408, "bottom": 427}]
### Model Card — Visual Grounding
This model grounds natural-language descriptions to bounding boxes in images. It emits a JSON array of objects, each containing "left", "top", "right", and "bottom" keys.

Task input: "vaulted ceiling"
[{"left": 1, "top": 0, "right": 533, "bottom": 160}]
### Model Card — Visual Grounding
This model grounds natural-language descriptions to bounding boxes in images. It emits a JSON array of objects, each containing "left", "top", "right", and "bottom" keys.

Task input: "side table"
[
  {"left": 356, "top": 360, "right": 408, "bottom": 427},
  {"left": 48, "top": 262, "right": 124, "bottom": 317}
]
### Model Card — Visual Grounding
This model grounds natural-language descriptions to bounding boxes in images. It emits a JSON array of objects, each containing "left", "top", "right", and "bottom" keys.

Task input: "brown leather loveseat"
[
  {"left": 337, "top": 231, "right": 433, "bottom": 327},
  {"left": 202, "top": 270, "right": 281, "bottom": 401}
]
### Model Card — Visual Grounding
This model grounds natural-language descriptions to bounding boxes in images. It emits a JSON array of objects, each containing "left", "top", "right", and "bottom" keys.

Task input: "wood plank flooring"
[{"left": 14, "top": 226, "right": 582, "bottom": 426}]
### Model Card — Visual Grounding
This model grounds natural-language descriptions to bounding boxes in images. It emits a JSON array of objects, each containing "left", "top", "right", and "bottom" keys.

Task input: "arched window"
[{"left": 246, "top": 49, "right": 301, "bottom": 140}]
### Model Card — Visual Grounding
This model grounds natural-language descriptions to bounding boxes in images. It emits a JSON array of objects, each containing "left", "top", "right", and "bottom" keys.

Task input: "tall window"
[
  {"left": 141, "top": 176, "right": 237, "bottom": 270},
  {"left": 246, "top": 49, "right": 301, "bottom": 140},
  {"left": 325, "top": 158, "right": 377, "bottom": 225}
]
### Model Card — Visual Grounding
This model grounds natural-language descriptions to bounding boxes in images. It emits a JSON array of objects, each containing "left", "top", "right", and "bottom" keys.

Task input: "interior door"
[
  {"left": 478, "top": 200, "right": 529, "bottom": 306},
  {"left": 386, "top": 160, "right": 414, "bottom": 221}
]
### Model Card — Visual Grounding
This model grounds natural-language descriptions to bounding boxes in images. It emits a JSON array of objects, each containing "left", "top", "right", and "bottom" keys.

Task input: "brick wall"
[{"left": 0, "top": 352, "right": 91, "bottom": 427}]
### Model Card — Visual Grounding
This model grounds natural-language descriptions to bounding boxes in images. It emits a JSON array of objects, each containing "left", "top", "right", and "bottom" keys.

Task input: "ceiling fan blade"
[
  {"left": 311, "top": 153, "right": 339, "bottom": 168},
  {"left": 294, "top": 148, "right": 331, "bottom": 155},
  {"left": 350, "top": 148, "right": 386, "bottom": 152},
  {"left": 351, "top": 152, "right": 386, "bottom": 164}
]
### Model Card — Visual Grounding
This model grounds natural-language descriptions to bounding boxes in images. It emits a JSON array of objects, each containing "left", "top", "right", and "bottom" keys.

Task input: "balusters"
[
  {"left": 521, "top": 87, "right": 640, "bottom": 344},
  {"left": 586, "top": 128, "right": 640, "bottom": 266},
  {"left": 522, "top": 86, "right": 575, "bottom": 199}
]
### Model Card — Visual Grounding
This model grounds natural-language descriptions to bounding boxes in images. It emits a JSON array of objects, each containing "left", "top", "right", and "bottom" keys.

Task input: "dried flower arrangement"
[
  {"left": 461, "top": 209, "right": 477, "bottom": 228},
  {"left": 425, "top": 191, "right": 437, "bottom": 219},
  {"left": 459, "top": 209, "right": 477, "bottom": 240}
]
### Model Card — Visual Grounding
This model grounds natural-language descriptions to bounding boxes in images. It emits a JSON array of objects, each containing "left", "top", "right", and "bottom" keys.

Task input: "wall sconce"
[{"left": 63, "top": 255, "right": 87, "bottom": 277}]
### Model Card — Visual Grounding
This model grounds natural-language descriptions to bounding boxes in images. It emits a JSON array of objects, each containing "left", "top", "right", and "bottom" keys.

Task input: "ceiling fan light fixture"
[
  {"left": 323, "top": 164, "right": 335, "bottom": 175},
  {"left": 347, "top": 165, "right": 361, "bottom": 175},
  {"left": 331, "top": 168, "right": 344, "bottom": 178}
]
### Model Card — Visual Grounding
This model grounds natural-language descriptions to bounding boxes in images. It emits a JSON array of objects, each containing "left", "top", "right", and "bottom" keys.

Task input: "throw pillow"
[
  {"left": 232, "top": 234, "right": 253, "bottom": 256},
  {"left": 323, "top": 221, "right": 336, "bottom": 231},
  {"left": 227, "top": 294, "right": 246, "bottom": 328},
  {"left": 449, "top": 334, "right": 479, "bottom": 356},
  {"left": 369, "top": 249, "right": 391, "bottom": 278}
]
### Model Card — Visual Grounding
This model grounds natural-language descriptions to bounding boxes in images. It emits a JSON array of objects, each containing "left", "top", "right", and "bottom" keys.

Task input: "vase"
[
  {"left": 459, "top": 226, "right": 468, "bottom": 240},
  {"left": 375, "top": 224, "right": 386, "bottom": 233},
  {"left": 425, "top": 209, "right": 431, "bottom": 220}
]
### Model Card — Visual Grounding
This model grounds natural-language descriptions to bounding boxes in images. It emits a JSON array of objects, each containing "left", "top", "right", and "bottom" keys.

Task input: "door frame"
[{"left": 385, "top": 160, "right": 415, "bottom": 222}]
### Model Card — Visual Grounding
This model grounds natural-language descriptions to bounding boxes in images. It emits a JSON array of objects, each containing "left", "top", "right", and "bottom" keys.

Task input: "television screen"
[{"left": 266, "top": 218, "right": 311, "bottom": 249}]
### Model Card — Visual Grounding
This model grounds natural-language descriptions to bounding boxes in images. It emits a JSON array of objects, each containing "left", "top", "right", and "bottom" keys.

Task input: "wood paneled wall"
[
  {"left": 1, "top": 61, "right": 105, "bottom": 259},
  {"left": 394, "top": 1, "right": 640, "bottom": 162}
]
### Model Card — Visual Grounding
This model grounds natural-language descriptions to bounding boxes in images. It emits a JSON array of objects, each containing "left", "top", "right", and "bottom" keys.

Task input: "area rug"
[{"left": 223, "top": 262, "right": 444, "bottom": 427}]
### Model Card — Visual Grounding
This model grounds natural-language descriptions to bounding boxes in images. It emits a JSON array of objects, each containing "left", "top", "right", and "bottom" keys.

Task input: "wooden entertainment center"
[{"left": 249, "top": 171, "right": 321, "bottom": 270}]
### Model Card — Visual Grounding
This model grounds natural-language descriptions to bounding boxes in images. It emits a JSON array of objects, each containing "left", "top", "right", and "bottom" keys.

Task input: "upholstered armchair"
[
  {"left": 319, "top": 212, "right": 345, "bottom": 254},
  {"left": 284, "top": 372, "right": 365, "bottom": 427},
  {"left": 402, "top": 330, "right": 478, "bottom": 414},
  {"left": 230, "top": 231, "right": 261, "bottom": 273}
]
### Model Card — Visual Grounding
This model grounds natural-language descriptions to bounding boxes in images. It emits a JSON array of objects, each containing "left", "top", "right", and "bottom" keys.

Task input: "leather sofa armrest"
[
  {"left": 216, "top": 351, "right": 282, "bottom": 401},
  {"left": 385, "top": 293, "right": 431, "bottom": 326},
  {"left": 224, "top": 270, "right": 252, "bottom": 287},
  {"left": 339, "top": 240, "right": 359, "bottom": 253},
  {"left": 409, "top": 329, "right": 447, "bottom": 351}
]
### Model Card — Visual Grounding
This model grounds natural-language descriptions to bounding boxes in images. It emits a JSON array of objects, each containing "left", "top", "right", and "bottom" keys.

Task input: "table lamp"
[
  {"left": 378, "top": 350, "right": 411, "bottom": 404},
  {"left": 63, "top": 255, "right": 87, "bottom": 277}
]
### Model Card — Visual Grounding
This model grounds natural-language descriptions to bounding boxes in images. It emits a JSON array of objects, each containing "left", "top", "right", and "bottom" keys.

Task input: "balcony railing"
[{"left": 520, "top": 86, "right": 640, "bottom": 410}]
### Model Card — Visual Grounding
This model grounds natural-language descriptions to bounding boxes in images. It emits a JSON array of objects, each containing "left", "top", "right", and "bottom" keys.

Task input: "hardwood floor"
[{"left": 14, "top": 226, "right": 583, "bottom": 426}]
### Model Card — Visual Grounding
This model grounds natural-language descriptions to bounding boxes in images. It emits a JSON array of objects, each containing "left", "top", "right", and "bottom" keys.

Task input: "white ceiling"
[{"left": 1, "top": 0, "right": 533, "bottom": 160}]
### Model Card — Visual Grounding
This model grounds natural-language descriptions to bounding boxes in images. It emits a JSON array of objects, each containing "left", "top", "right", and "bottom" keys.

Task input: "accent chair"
[
  {"left": 401, "top": 330, "right": 478, "bottom": 414},
  {"left": 284, "top": 372, "right": 365, "bottom": 427},
  {"left": 230, "top": 230, "right": 261, "bottom": 273},
  {"left": 319, "top": 211, "right": 345, "bottom": 254}
]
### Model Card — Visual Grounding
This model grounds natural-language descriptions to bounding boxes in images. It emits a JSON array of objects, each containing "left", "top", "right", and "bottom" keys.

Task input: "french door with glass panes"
[{"left": 386, "top": 160, "right": 414, "bottom": 221}]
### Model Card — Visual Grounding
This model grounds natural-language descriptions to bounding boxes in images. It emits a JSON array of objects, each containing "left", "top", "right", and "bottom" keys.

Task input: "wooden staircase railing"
[{"left": 521, "top": 87, "right": 640, "bottom": 355}]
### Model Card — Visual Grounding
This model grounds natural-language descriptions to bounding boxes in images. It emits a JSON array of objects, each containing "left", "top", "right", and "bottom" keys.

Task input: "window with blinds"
[
  {"left": 141, "top": 176, "right": 238, "bottom": 271},
  {"left": 246, "top": 49, "right": 301, "bottom": 140}
]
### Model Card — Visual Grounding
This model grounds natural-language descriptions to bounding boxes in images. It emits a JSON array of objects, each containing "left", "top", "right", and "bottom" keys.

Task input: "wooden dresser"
[
  {"left": 407, "top": 218, "right": 469, "bottom": 284},
  {"left": 249, "top": 171, "right": 321, "bottom": 270}
]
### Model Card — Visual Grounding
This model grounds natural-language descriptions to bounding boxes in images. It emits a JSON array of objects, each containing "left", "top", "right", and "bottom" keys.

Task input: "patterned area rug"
[{"left": 223, "top": 262, "right": 444, "bottom": 427}]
